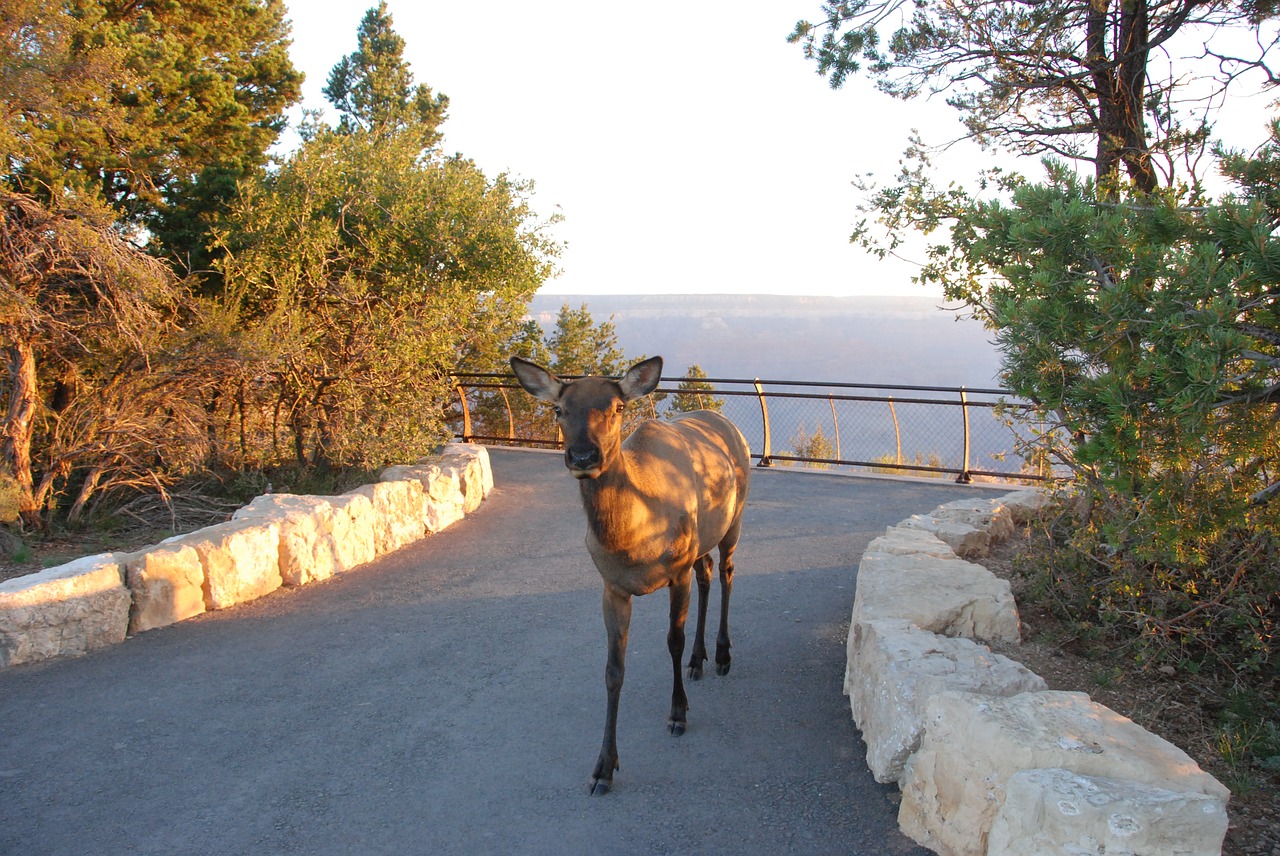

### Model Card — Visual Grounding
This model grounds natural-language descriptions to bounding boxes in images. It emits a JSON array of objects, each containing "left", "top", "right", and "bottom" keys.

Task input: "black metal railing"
[{"left": 449, "top": 372, "right": 1054, "bottom": 483}]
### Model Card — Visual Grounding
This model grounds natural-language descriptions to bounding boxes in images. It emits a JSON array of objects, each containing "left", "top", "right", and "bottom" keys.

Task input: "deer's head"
[{"left": 510, "top": 356, "right": 663, "bottom": 479}]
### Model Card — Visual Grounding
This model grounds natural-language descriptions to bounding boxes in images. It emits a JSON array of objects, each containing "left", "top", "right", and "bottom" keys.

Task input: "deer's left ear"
[{"left": 618, "top": 356, "right": 663, "bottom": 402}]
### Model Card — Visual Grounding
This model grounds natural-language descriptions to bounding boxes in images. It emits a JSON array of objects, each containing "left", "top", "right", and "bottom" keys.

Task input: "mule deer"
[{"left": 510, "top": 355, "right": 751, "bottom": 795}]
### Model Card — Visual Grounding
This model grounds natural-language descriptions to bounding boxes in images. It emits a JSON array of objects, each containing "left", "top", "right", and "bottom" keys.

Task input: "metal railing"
[{"left": 449, "top": 372, "right": 1053, "bottom": 484}]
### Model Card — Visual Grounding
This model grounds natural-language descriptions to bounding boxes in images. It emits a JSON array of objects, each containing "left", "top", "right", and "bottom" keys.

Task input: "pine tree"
[
  {"left": 546, "top": 304, "right": 629, "bottom": 377},
  {"left": 666, "top": 365, "right": 724, "bottom": 415},
  {"left": 323, "top": 2, "right": 449, "bottom": 146}
]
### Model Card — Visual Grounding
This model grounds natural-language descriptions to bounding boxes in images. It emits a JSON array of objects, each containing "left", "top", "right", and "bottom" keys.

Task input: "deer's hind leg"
[
  {"left": 714, "top": 518, "right": 742, "bottom": 677},
  {"left": 686, "top": 554, "right": 713, "bottom": 680}
]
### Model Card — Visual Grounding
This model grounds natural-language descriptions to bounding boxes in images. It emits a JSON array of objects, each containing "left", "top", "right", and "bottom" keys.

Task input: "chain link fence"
[{"left": 450, "top": 372, "right": 1054, "bottom": 484}]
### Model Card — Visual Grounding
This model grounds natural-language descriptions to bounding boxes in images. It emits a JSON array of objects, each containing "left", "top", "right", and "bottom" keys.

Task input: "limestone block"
[
  {"left": 897, "top": 516, "right": 991, "bottom": 558},
  {"left": 233, "top": 494, "right": 339, "bottom": 586},
  {"left": 168, "top": 519, "right": 282, "bottom": 611},
  {"left": 0, "top": 554, "right": 130, "bottom": 667},
  {"left": 987, "top": 767, "right": 1228, "bottom": 856},
  {"left": 932, "top": 497, "right": 1016, "bottom": 542},
  {"left": 846, "top": 619, "right": 1046, "bottom": 783},
  {"left": 422, "top": 466, "right": 465, "bottom": 533},
  {"left": 866, "top": 527, "right": 961, "bottom": 560},
  {"left": 328, "top": 492, "right": 376, "bottom": 572},
  {"left": 999, "top": 488, "right": 1054, "bottom": 525},
  {"left": 381, "top": 461, "right": 464, "bottom": 534},
  {"left": 125, "top": 542, "right": 206, "bottom": 634},
  {"left": 437, "top": 443, "right": 493, "bottom": 511},
  {"left": 347, "top": 479, "right": 425, "bottom": 556},
  {"left": 898, "top": 691, "right": 1230, "bottom": 856},
  {"left": 853, "top": 551, "right": 1022, "bottom": 643}
]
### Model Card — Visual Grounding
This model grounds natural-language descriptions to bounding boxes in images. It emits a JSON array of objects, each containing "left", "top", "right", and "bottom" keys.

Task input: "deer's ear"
[
  {"left": 510, "top": 356, "right": 563, "bottom": 402},
  {"left": 618, "top": 356, "right": 663, "bottom": 402}
]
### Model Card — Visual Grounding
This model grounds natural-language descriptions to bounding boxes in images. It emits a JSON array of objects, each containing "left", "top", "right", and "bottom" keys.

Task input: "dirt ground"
[
  {"left": 0, "top": 527, "right": 171, "bottom": 585},
  {"left": 983, "top": 536, "right": 1280, "bottom": 856}
]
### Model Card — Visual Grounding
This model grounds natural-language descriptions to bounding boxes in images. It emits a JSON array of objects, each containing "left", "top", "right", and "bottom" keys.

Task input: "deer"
[{"left": 510, "top": 355, "right": 751, "bottom": 796}]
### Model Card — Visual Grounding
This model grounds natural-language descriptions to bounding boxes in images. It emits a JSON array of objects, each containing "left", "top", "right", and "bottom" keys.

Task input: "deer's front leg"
[
  {"left": 590, "top": 585, "right": 631, "bottom": 796},
  {"left": 667, "top": 568, "right": 692, "bottom": 734}
]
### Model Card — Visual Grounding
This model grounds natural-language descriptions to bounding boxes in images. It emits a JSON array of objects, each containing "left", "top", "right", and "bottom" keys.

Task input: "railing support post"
[
  {"left": 754, "top": 379, "right": 772, "bottom": 467},
  {"left": 889, "top": 396, "right": 902, "bottom": 466},
  {"left": 499, "top": 386, "right": 515, "bottom": 440},
  {"left": 453, "top": 382, "right": 473, "bottom": 443},
  {"left": 828, "top": 394, "right": 841, "bottom": 461},
  {"left": 957, "top": 387, "right": 972, "bottom": 483}
]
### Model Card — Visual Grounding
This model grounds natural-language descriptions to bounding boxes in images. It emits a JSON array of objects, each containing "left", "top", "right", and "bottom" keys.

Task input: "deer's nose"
[{"left": 565, "top": 445, "right": 601, "bottom": 474}]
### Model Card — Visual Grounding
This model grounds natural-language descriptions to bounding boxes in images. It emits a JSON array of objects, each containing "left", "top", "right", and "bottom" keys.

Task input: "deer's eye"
[
  {"left": 553, "top": 405, "right": 562, "bottom": 416},
  {"left": 615, "top": 403, "right": 625, "bottom": 415}
]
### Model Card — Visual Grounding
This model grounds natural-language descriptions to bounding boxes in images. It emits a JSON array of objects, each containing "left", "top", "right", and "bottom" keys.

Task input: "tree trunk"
[
  {"left": 1117, "top": 0, "right": 1157, "bottom": 193},
  {"left": 289, "top": 398, "right": 308, "bottom": 467},
  {"left": 1, "top": 340, "right": 41, "bottom": 528},
  {"left": 67, "top": 464, "right": 105, "bottom": 526},
  {"left": 1088, "top": 0, "right": 1158, "bottom": 194}
]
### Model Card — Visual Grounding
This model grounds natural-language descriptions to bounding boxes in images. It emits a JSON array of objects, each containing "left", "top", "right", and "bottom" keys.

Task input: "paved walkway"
[{"left": 1, "top": 448, "right": 996, "bottom": 856}]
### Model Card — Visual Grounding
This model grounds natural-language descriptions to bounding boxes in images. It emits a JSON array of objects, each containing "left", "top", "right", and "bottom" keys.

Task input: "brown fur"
[{"left": 510, "top": 356, "right": 750, "bottom": 795}]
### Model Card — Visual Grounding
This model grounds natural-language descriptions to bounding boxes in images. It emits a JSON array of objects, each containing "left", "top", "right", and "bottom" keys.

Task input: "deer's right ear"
[{"left": 510, "top": 356, "right": 564, "bottom": 402}]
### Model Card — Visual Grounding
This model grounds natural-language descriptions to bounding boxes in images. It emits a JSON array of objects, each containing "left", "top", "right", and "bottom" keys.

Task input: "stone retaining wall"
[
  {"left": 0, "top": 444, "right": 492, "bottom": 669},
  {"left": 848, "top": 488, "right": 1230, "bottom": 856}
]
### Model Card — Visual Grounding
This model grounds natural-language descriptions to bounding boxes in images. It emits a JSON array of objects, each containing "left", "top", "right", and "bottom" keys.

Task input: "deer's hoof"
[
  {"left": 716, "top": 661, "right": 731, "bottom": 677},
  {"left": 687, "top": 664, "right": 704, "bottom": 681},
  {"left": 589, "top": 780, "right": 611, "bottom": 796}
]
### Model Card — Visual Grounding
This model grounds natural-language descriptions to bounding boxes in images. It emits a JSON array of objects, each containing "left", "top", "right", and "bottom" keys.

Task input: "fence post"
[
  {"left": 957, "top": 387, "right": 972, "bottom": 483},
  {"left": 888, "top": 396, "right": 902, "bottom": 466},
  {"left": 454, "top": 382, "right": 473, "bottom": 443},
  {"left": 828, "top": 394, "right": 841, "bottom": 461},
  {"left": 754, "top": 379, "right": 772, "bottom": 467},
  {"left": 499, "top": 386, "right": 515, "bottom": 440}
]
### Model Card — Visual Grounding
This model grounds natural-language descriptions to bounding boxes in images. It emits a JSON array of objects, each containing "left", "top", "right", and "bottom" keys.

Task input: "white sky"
[{"left": 282, "top": 1, "right": 1277, "bottom": 299}]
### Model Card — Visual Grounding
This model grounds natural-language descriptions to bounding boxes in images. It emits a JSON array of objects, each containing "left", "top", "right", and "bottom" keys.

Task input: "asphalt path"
[{"left": 1, "top": 447, "right": 997, "bottom": 856}]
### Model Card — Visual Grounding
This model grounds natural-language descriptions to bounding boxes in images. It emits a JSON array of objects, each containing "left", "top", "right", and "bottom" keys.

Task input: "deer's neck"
[{"left": 578, "top": 449, "right": 641, "bottom": 552}]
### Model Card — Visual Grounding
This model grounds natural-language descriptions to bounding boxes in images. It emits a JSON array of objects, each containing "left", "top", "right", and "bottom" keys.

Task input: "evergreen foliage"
[
  {"left": 322, "top": 1, "right": 448, "bottom": 145},
  {"left": 791, "top": 0, "right": 1276, "bottom": 191},
  {"left": 0, "top": 2, "right": 558, "bottom": 525},
  {"left": 792, "top": 0, "right": 1280, "bottom": 691},
  {"left": 1, "top": 0, "right": 302, "bottom": 272},
  {"left": 666, "top": 365, "right": 724, "bottom": 415},
  {"left": 468, "top": 304, "right": 637, "bottom": 443}
]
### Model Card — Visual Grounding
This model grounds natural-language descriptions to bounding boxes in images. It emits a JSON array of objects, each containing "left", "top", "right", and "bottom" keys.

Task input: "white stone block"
[
  {"left": 125, "top": 542, "right": 206, "bottom": 634},
  {"left": 233, "top": 494, "right": 339, "bottom": 586},
  {"left": 866, "top": 527, "right": 961, "bottom": 560},
  {"left": 382, "top": 454, "right": 471, "bottom": 534},
  {"left": 0, "top": 554, "right": 130, "bottom": 666},
  {"left": 999, "top": 488, "right": 1054, "bottom": 525},
  {"left": 168, "top": 519, "right": 282, "bottom": 610},
  {"left": 897, "top": 515, "right": 991, "bottom": 557},
  {"left": 853, "top": 551, "right": 1022, "bottom": 643},
  {"left": 347, "top": 479, "right": 425, "bottom": 556},
  {"left": 437, "top": 443, "right": 493, "bottom": 511},
  {"left": 329, "top": 492, "right": 376, "bottom": 572},
  {"left": 987, "top": 767, "right": 1229, "bottom": 856},
  {"left": 933, "top": 497, "right": 1016, "bottom": 542},
  {"left": 898, "top": 691, "right": 1230, "bottom": 856},
  {"left": 420, "top": 465, "right": 465, "bottom": 533},
  {"left": 847, "top": 619, "right": 1046, "bottom": 783}
]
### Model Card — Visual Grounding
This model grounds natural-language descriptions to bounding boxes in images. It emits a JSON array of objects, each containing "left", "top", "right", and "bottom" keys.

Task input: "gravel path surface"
[{"left": 1, "top": 447, "right": 995, "bottom": 856}]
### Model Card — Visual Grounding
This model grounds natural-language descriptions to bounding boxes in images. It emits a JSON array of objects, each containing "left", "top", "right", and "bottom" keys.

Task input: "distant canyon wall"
[{"left": 528, "top": 294, "right": 1003, "bottom": 388}]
